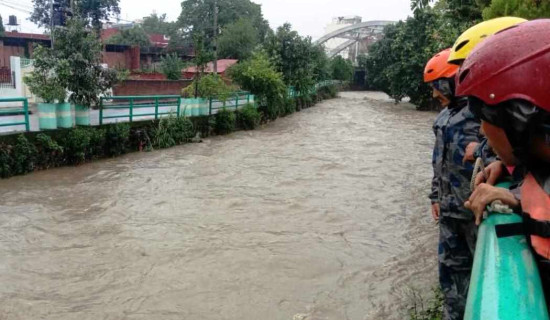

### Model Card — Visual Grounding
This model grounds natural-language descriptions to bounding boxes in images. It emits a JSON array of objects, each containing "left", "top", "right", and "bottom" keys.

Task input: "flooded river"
[{"left": 0, "top": 92, "right": 438, "bottom": 320}]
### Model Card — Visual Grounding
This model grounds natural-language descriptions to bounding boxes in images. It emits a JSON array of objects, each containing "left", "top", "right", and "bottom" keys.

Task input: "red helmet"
[
  {"left": 424, "top": 48, "right": 459, "bottom": 83},
  {"left": 456, "top": 19, "right": 550, "bottom": 112}
]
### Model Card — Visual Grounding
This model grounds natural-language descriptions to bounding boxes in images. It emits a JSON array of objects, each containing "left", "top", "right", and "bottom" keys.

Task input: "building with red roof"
[{"left": 183, "top": 59, "right": 238, "bottom": 79}]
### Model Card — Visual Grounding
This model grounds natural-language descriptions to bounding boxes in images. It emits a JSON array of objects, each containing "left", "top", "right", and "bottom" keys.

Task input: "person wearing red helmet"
[
  {"left": 458, "top": 19, "right": 550, "bottom": 308},
  {"left": 425, "top": 48, "right": 486, "bottom": 320}
]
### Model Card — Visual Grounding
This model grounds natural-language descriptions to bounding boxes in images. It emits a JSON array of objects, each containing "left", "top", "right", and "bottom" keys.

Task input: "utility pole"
[
  {"left": 213, "top": 0, "right": 218, "bottom": 75},
  {"left": 50, "top": 0, "right": 54, "bottom": 50}
]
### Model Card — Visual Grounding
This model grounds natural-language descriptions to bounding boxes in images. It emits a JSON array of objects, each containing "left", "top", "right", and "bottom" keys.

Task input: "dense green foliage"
[
  {"left": 366, "top": 1, "right": 476, "bottom": 109},
  {"left": 177, "top": 0, "right": 270, "bottom": 47},
  {"left": 23, "top": 46, "right": 69, "bottom": 103},
  {"left": 142, "top": 13, "right": 177, "bottom": 36},
  {"left": 218, "top": 18, "right": 258, "bottom": 60},
  {"left": 330, "top": 56, "right": 354, "bottom": 81},
  {"left": 483, "top": 0, "right": 550, "bottom": 19},
  {"left": 368, "top": 0, "right": 549, "bottom": 109},
  {"left": 182, "top": 74, "right": 235, "bottom": 100},
  {"left": 106, "top": 26, "right": 151, "bottom": 47},
  {"left": 161, "top": 53, "right": 184, "bottom": 80},
  {"left": 0, "top": 15, "right": 4, "bottom": 37},
  {"left": 227, "top": 52, "right": 286, "bottom": 120},
  {"left": 30, "top": 0, "right": 120, "bottom": 32},
  {"left": 214, "top": 108, "right": 237, "bottom": 135},
  {"left": 237, "top": 104, "right": 261, "bottom": 130},
  {"left": 263, "top": 24, "right": 326, "bottom": 94}
]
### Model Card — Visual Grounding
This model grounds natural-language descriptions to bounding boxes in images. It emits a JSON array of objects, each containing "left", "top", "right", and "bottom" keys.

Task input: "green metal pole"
[
  {"left": 155, "top": 97, "right": 159, "bottom": 120},
  {"left": 23, "top": 99, "right": 30, "bottom": 132},
  {"left": 177, "top": 97, "right": 181, "bottom": 117},
  {"left": 209, "top": 98, "right": 213, "bottom": 116},
  {"left": 235, "top": 94, "right": 239, "bottom": 110},
  {"left": 100, "top": 98, "right": 104, "bottom": 125},
  {"left": 129, "top": 99, "right": 134, "bottom": 122}
]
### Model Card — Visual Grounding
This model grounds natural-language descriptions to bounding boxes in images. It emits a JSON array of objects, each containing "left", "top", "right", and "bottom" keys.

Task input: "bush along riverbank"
[{"left": 0, "top": 84, "right": 341, "bottom": 179}]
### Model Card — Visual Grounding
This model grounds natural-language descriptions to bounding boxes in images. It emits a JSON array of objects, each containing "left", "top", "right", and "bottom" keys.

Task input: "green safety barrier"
[
  {"left": 0, "top": 97, "right": 30, "bottom": 132},
  {"left": 100, "top": 95, "right": 181, "bottom": 125},
  {"left": 208, "top": 91, "right": 256, "bottom": 115}
]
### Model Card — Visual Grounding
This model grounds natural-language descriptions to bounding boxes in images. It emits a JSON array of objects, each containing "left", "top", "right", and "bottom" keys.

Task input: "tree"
[
  {"left": 218, "top": 18, "right": 258, "bottom": 60},
  {"left": 227, "top": 52, "right": 286, "bottom": 120},
  {"left": 24, "top": 46, "right": 69, "bottom": 103},
  {"left": 54, "top": 18, "right": 118, "bottom": 106},
  {"left": 365, "top": 8, "right": 454, "bottom": 109},
  {"left": 161, "top": 53, "right": 184, "bottom": 80},
  {"left": 106, "top": 26, "right": 151, "bottom": 47},
  {"left": 142, "top": 13, "right": 176, "bottom": 35},
  {"left": 330, "top": 56, "right": 354, "bottom": 81},
  {"left": 177, "top": 0, "right": 270, "bottom": 46},
  {"left": 483, "top": 0, "right": 550, "bottom": 19},
  {"left": 30, "top": 0, "right": 120, "bottom": 32},
  {"left": 263, "top": 23, "right": 318, "bottom": 94},
  {"left": 0, "top": 15, "right": 4, "bottom": 37},
  {"left": 411, "top": 0, "right": 483, "bottom": 22}
]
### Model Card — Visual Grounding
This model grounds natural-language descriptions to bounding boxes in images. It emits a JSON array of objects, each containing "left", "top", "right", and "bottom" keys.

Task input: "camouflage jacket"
[{"left": 430, "top": 100, "right": 483, "bottom": 220}]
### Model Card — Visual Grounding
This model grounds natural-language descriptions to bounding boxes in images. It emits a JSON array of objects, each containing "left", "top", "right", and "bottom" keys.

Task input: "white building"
[{"left": 323, "top": 16, "right": 362, "bottom": 60}]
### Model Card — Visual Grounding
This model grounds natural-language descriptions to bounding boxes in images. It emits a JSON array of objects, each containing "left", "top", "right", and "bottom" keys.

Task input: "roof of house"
[
  {"left": 183, "top": 59, "right": 239, "bottom": 74},
  {"left": 2, "top": 31, "right": 51, "bottom": 41}
]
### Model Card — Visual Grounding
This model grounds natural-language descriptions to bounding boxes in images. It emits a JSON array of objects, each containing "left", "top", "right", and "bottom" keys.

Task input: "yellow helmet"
[{"left": 448, "top": 17, "right": 527, "bottom": 65}]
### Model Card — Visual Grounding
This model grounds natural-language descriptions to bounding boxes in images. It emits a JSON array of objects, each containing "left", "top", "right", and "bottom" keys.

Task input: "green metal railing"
[
  {"left": 208, "top": 91, "right": 255, "bottom": 115},
  {"left": 100, "top": 95, "right": 181, "bottom": 125},
  {"left": 0, "top": 97, "right": 30, "bottom": 132}
]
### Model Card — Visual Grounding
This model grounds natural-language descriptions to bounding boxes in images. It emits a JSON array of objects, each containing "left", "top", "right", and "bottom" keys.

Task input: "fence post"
[
  {"left": 99, "top": 98, "right": 104, "bottom": 125},
  {"left": 235, "top": 93, "right": 239, "bottom": 110},
  {"left": 129, "top": 98, "right": 134, "bottom": 122},
  {"left": 154, "top": 97, "right": 159, "bottom": 120},
  {"left": 177, "top": 97, "right": 181, "bottom": 117},
  {"left": 23, "top": 98, "right": 30, "bottom": 132},
  {"left": 209, "top": 98, "right": 213, "bottom": 116}
]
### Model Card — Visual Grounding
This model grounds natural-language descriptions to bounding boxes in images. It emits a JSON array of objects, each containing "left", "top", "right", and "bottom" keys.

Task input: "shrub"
[
  {"left": 161, "top": 53, "right": 184, "bottom": 80},
  {"left": 182, "top": 74, "right": 235, "bottom": 101},
  {"left": 215, "top": 108, "right": 236, "bottom": 135},
  {"left": 62, "top": 127, "right": 92, "bottom": 165},
  {"left": 88, "top": 128, "right": 106, "bottom": 159},
  {"left": 282, "top": 97, "right": 296, "bottom": 116},
  {"left": 237, "top": 104, "right": 261, "bottom": 130},
  {"left": 0, "top": 143, "right": 13, "bottom": 178},
  {"left": 227, "top": 52, "right": 286, "bottom": 121},
  {"left": 152, "top": 118, "right": 176, "bottom": 149},
  {"left": 105, "top": 123, "right": 130, "bottom": 156},
  {"left": 35, "top": 133, "right": 63, "bottom": 169},
  {"left": 169, "top": 116, "right": 195, "bottom": 144},
  {"left": 12, "top": 134, "right": 37, "bottom": 175}
]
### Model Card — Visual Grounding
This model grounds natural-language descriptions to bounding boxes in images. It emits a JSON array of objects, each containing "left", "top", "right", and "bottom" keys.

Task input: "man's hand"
[
  {"left": 465, "top": 183, "right": 519, "bottom": 225},
  {"left": 463, "top": 142, "right": 479, "bottom": 163},
  {"left": 474, "top": 160, "right": 503, "bottom": 189},
  {"left": 431, "top": 203, "right": 440, "bottom": 221}
]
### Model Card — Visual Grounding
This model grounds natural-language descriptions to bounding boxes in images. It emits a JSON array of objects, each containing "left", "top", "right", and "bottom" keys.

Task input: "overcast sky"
[{"left": 2, "top": 0, "right": 412, "bottom": 40}]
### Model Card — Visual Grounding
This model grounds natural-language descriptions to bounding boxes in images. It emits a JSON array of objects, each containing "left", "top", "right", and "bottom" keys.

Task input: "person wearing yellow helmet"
[
  {"left": 449, "top": 17, "right": 527, "bottom": 169},
  {"left": 448, "top": 16, "right": 527, "bottom": 65}
]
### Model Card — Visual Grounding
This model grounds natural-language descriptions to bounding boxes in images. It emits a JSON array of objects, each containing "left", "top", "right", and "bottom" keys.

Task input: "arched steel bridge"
[{"left": 315, "top": 20, "right": 395, "bottom": 58}]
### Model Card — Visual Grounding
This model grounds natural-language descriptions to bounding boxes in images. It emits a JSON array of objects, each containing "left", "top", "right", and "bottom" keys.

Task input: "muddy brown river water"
[{"left": 0, "top": 92, "right": 439, "bottom": 320}]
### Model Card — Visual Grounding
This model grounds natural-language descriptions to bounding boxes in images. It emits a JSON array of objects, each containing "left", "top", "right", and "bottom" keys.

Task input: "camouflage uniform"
[{"left": 430, "top": 99, "right": 483, "bottom": 320}]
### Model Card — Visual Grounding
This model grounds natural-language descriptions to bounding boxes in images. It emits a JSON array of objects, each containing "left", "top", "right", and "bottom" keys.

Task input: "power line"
[
  {"left": 0, "top": 1, "right": 33, "bottom": 14},
  {"left": 2, "top": 0, "right": 33, "bottom": 10}
]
